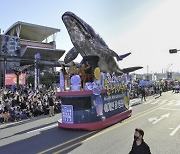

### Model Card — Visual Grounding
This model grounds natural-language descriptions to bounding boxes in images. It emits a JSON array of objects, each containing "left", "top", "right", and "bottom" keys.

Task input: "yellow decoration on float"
[
  {"left": 94, "top": 67, "right": 101, "bottom": 80},
  {"left": 124, "top": 96, "right": 129, "bottom": 109}
]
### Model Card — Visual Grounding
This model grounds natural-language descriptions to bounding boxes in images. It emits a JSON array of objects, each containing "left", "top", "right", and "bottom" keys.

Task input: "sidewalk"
[{"left": 0, "top": 113, "right": 61, "bottom": 128}]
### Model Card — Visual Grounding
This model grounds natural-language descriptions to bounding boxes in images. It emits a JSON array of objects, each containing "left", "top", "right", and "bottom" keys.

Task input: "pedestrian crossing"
[{"left": 130, "top": 98, "right": 180, "bottom": 107}]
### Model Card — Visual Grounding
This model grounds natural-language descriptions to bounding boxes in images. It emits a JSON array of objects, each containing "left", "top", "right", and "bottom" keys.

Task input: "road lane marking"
[
  {"left": 53, "top": 141, "right": 83, "bottom": 154},
  {"left": 166, "top": 100, "right": 176, "bottom": 106},
  {"left": 41, "top": 103, "right": 168, "bottom": 154},
  {"left": 27, "top": 124, "right": 57, "bottom": 134},
  {"left": 174, "top": 100, "right": 180, "bottom": 106},
  {"left": 143, "top": 99, "right": 154, "bottom": 104},
  {"left": 132, "top": 103, "right": 166, "bottom": 117},
  {"left": 37, "top": 131, "right": 96, "bottom": 154},
  {"left": 159, "top": 108, "right": 180, "bottom": 111},
  {"left": 159, "top": 99, "right": 168, "bottom": 105},
  {"left": 151, "top": 100, "right": 161, "bottom": 104},
  {"left": 170, "top": 124, "right": 180, "bottom": 136},
  {"left": 148, "top": 113, "right": 170, "bottom": 124}
]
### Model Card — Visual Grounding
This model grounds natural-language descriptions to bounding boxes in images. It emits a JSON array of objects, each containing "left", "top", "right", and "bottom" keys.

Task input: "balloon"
[
  {"left": 70, "top": 75, "right": 81, "bottom": 85},
  {"left": 70, "top": 75, "right": 81, "bottom": 91},
  {"left": 71, "top": 85, "right": 80, "bottom": 91}
]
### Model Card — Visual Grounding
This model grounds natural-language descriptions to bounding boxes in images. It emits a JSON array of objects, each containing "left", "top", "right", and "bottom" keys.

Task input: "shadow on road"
[
  {"left": 131, "top": 100, "right": 142, "bottom": 107},
  {"left": 0, "top": 121, "right": 57, "bottom": 140},
  {"left": 0, "top": 114, "right": 58, "bottom": 130},
  {"left": 0, "top": 123, "right": 99, "bottom": 154},
  {"left": 155, "top": 95, "right": 161, "bottom": 99}
]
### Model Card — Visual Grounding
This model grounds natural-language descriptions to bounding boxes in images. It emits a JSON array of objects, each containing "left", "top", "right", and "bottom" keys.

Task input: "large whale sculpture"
[{"left": 62, "top": 12, "right": 141, "bottom": 74}]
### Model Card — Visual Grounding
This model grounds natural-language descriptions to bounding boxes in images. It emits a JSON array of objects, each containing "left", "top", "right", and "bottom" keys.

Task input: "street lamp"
[{"left": 169, "top": 49, "right": 180, "bottom": 54}]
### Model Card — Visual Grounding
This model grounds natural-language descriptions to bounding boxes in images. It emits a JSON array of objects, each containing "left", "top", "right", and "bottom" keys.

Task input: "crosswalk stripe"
[
  {"left": 174, "top": 100, "right": 180, "bottom": 106},
  {"left": 130, "top": 98, "right": 180, "bottom": 107},
  {"left": 151, "top": 100, "right": 161, "bottom": 104},
  {"left": 143, "top": 99, "right": 154, "bottom": 104},
  {"left": 159, "top": 99, "right": 168, "bottom": 105},
  {"left": 166, "top": 100, "right": 176, "bottom": 105}
]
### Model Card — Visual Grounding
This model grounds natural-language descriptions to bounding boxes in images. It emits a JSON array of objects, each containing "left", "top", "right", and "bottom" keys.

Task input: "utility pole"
[
  {"left": 3, "top": 58, "right": 7, "bottom": 89},
  {"left": 166, "top": 64, "right": 173, "bottom": 79},
  {"left": 147, "top": 65, "right": 149, "bottom": 81},
  {"left": 34, "top": 53, "right": 41, "bottom": 91}
]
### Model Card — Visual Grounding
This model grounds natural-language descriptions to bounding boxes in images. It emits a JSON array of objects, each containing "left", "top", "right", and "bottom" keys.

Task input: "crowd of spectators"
[
  {"left": 129, "top": 81, "right": 175, "bottom": 99},
  {"left": 1, "top": 79, "right": 179, "bottom": 124},
  {"left": 0, "top": 85, "right": 61, "bottom": 124}
]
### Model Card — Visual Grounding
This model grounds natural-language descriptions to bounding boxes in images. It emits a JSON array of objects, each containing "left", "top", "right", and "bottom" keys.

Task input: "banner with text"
[{"left": 5, "top": 73, "right": 26, "bottom": 85}]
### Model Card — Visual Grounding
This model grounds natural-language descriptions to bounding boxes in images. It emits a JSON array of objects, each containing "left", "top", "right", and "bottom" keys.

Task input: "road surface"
[{"left": 0, "top": 91, "right": 179, "bottom": 154}]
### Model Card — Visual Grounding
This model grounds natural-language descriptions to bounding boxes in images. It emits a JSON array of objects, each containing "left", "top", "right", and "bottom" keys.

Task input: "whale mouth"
[{"left": 62, "top": 12, "right": 91, "bottom": 38}]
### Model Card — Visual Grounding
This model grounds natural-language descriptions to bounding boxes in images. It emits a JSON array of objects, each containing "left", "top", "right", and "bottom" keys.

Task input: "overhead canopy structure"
[
  {"left": 20, "top": 46, "right": 65, "bottom": 61},
  {"left": 4, "top": 21, "right": 60, "bottom": 42}
]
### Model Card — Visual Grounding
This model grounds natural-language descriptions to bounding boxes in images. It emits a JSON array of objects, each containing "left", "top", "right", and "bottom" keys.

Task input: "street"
[{"left": 0, "top": 91, "right": 180, "bottom": 154}]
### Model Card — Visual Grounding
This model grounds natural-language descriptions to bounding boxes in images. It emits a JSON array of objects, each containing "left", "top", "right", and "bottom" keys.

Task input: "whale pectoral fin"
[
  {"left": 117, "top": 52, "right": 131, "bottom": 61},
  {"left": 64, "top": 47, "right": 79, "bottom": 64}
]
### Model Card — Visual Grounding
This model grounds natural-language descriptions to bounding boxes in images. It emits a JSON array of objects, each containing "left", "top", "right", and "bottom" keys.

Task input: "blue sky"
[{"left": 1, "top": 0, "right": 180, "bottom": 74}]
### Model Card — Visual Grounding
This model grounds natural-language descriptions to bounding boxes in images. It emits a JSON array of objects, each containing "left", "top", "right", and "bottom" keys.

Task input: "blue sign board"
[{"left": 62, "top": 105, "right": 74, "bottom": 123}]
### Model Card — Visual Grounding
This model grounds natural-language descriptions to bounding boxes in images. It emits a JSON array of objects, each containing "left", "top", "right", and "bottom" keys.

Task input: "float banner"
[
  {"left": 5, "top": 73, "right": 26, "bottom": 85},
  {"left": 92, "top": 93, "right": 128, "bottom": 119},
  {"left": 62, "top": 105, "right": 74, "bottom": 124}
]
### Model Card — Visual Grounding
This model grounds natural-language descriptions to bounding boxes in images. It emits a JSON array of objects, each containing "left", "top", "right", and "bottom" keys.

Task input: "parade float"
[
  {"left": 57, "top": 12, "right": 142, "bottom": 130},
  {"left": 57, "top": 56, "right": 132, "bottom": 130}
]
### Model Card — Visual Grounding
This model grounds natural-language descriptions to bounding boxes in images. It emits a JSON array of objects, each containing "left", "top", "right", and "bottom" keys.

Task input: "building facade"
[{"left": 0, "top": 21, "right": 65, "bottom": 88}]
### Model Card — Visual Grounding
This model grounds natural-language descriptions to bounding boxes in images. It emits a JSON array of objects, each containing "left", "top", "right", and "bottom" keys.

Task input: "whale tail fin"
[
  {"left": 122, "top": 66, "right": 143, "bottom": 73},
  {"left": 117, "top": 52, "right": 131, "bottom": 61}
]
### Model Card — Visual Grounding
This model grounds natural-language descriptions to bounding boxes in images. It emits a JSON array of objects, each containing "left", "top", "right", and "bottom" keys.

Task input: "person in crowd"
[
  {"left": 129, "top": 128, "right": 151, "bottom": 154},
  {"left": 0, "top": 85, "right": 61, "bottom": 124},
  {"left": 160, "top": 86, "right": 163, "bottom": 96},
  {"left": 0, "top": 110, "right": 4, "bottom": 123},
  {"left": 9, "top": 107, "right": 16, "bottom": 121},
  {"left": 84, "top": 61, "right": 92, "bottom": 82},
  {"left": 61, "top": 64, "right": 68, "bottom": 90},
  {"left": 48, "top": 94, "right": 55, "bottom": 117},
  {"left": 140, "top": 87, "right": 146, "bottom": 101},
  {"left": 54, "top": 97, "right": 61, "bottom": 113},
  {"left": 79, "top": 61, "right": 91, "bottom": 88},
  {"left": 68, "top": 61, "right": 78, "bottom": 77},
  {"left": 3, "top": 111, "right": 10, "bottom": 122},
  {"left": 61, "top": 64, "right": 67, "bottom": 76}
]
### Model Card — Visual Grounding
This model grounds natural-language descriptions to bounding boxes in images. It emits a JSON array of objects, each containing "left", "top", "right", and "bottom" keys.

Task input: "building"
[{"left": 0, "top": 21, "right": 65, "bottom": 87}]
